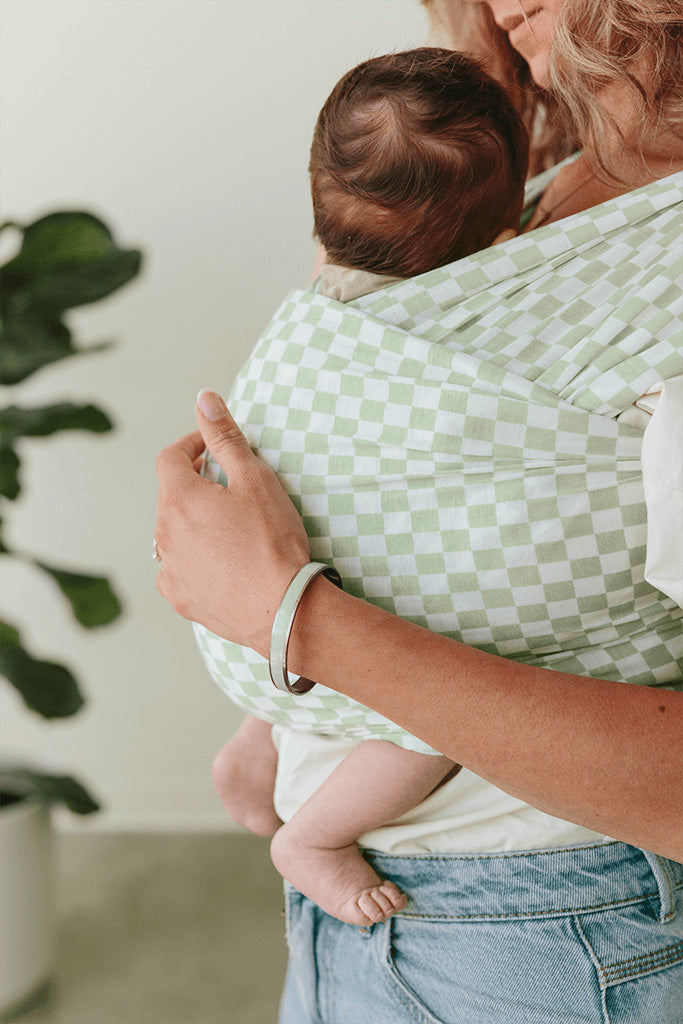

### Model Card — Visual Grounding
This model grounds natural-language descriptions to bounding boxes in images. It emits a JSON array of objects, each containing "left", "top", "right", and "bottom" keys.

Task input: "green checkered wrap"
[{"left": 194, "top": 172, "right": 683, "bottom": 755}]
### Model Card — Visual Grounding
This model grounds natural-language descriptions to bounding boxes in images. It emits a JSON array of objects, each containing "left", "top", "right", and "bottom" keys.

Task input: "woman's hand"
[{"left": 154, "top": 389, "right": 310, "bottom": 656}]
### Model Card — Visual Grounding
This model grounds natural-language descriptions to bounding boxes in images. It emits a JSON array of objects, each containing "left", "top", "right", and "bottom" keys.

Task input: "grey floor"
[{"left": 10, "top": 834, "right": 288, "bottom": 1024}]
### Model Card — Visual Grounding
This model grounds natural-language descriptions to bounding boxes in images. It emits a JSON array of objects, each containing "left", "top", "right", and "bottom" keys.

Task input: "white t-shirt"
[{"left": 271, "top": 726, "right": 612, "bottom": 853}]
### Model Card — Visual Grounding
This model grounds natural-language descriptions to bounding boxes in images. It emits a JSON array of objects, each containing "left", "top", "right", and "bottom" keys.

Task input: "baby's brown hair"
[{"left": 310, "top": 48, "right": 529, "bottom": 277}]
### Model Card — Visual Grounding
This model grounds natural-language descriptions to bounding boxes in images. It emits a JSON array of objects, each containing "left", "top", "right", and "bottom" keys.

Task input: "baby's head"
[{"left": 310, "top": 48, "right": 529, "bottom": 277}]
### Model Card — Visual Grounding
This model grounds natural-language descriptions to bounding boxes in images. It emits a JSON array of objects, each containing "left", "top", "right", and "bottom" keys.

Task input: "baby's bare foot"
[
  {"left": 340, "top": 881, "right": 407, "bottom": 926},
  {"left": 271, "top": 825, "right": 407, "bottom": 926}
]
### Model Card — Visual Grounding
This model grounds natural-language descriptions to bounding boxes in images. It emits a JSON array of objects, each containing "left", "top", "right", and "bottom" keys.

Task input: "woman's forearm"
[
  {"left": 155, "top": 402, "right": 682, "bottom": 860},
  {"left": 289, "top": 577, "right": 683, "bottom": 860}
]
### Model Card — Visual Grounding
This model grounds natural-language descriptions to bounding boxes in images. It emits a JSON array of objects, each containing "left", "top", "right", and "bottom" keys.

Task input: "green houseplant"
[{"left": 0, "top": 210, "right": 142, "bottom": 1016}]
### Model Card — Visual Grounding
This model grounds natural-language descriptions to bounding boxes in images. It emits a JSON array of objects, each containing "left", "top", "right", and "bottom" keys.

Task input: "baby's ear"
[{"left": 491, "top": 228, "right": 517, "bottom": 246}]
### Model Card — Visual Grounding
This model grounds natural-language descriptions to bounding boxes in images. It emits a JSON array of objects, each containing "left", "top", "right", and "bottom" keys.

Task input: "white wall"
[{"left": 0, "top": 0, "right": 428, "bottom": 830}]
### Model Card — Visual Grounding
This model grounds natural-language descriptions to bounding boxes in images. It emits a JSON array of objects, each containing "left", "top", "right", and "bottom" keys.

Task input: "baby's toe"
[
  {"left": 357, "top": 890, "right": 389, "bottom": 923},
  {"left": 379, "top": 882, "right": 408, "bottom": 911},
  {"left": 357, "top": 885, "right": 406, "bottom": 923}
]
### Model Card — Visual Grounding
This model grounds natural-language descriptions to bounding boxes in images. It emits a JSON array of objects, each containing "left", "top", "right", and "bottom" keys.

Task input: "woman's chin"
[{"left": 527, "top": 53, "right": 552, "bottom": 90}]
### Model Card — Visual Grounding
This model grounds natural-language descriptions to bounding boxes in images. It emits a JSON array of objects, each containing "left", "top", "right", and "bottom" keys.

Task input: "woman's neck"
[
  {"left": 582, "top": 70, "right": 683, "bottom": 178},
  {"left": 525, "top": 128, "right": 683, "bottom": 232},
  {"left": 526, "top": 67, "right": 683, "bottom": 232}
]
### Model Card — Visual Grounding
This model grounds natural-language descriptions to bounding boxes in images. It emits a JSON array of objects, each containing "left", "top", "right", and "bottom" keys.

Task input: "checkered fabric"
[{"left": 194, "top": 172, "right": 683, "bottom": 755}]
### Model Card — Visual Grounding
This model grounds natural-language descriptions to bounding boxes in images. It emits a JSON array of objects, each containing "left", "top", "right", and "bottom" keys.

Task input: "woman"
[{"left": 155, "top": 2, "right": 683, "bottom": 1021}]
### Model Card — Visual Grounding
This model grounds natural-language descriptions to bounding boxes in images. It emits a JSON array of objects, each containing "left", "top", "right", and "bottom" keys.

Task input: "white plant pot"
[{"left": 0, "top": 798, "right": 54, "bottom": 1019}]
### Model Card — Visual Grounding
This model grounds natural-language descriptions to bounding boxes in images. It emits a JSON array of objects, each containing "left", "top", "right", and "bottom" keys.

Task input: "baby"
[{"left": 210, "top": 48, "right": 529, "bottom": 927}]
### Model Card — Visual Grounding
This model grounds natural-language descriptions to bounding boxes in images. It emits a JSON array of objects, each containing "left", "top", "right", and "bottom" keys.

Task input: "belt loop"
[{"left": 642, "top": 850, "right": 676, "bottom": 922}]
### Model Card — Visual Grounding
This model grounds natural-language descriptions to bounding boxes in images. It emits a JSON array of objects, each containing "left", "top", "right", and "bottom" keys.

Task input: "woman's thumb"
[{"left": 195, "top": 388, "right": 252, "bottom": 468}]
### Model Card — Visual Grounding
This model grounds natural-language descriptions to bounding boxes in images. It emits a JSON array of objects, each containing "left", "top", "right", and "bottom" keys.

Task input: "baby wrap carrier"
[{"left": 195, "top": 173, "right": 683, "bottom": 755}]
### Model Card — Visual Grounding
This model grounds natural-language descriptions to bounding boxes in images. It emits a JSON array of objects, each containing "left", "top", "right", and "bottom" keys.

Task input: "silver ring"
[{"left": 152, "top": 538, "right": 162, "bottom": 562}]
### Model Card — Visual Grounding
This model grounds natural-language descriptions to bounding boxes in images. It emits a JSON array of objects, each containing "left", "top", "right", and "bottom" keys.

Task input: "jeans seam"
[
  {"left": 660, "top": 858, "right": 675, "bottom": 922},
  {"left": 603, "top": 940, "right": 683, "bottom": 972},
  {"left": 601, "top": 941, "right": 683, "bottom": 984},
  {"left": 367, "top": 840, "right": 621, "bottom": 864},
  {"left": 573, "top": 915, "right": 612, "bottom": 1024},
  {"left": 396, "top": 891, "right": 660, "bottom": 921},
  {"left": 395, "top": 985, "right": 435, "bottom": 1024}
]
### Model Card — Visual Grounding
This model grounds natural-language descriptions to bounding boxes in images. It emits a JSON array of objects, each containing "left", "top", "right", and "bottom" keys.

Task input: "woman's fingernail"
[{"left": 196, "top": 388, "right": 227, "bottom": 421}]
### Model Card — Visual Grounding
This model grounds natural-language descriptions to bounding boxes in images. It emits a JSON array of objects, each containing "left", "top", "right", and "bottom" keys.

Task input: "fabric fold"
[{"left": 195, "top": 171, "right": 683, "bottom": 754}]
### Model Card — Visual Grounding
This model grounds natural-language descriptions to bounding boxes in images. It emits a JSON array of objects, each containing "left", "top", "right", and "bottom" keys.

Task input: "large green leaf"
[
  {"left": 4, "top": 249, "right": 143, "bottom": 314},
  {"left": 0, "top": 767, "right": 99, "bottom": 814},
  {"left": 1, "top": 212, "right": 143, "bottom": 313},
  {"left": 0, "top": 620, "right": 85, "bottom": 717},
  {"left": 0, "top": 402, "right": 113, "bottom": 442},
  {"left": 37, "top": 563, "right": 123, "bottom": 628},
  {"left": 3, "top": 212, "right": 114, "bottom": 273},
  {"left": 0, "top": 443, "right": 20, "bottom": 500},
  {"left": 0, "top": 311, "right": 75, "bottom": 384}
]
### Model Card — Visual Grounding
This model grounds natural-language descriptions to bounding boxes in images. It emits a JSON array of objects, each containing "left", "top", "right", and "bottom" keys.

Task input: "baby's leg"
[
  {"left": 211, "top": 715, "right": 282, "bottom": 836},
  {"left": 270, "top": 741, "right": 454, "bottom": 927}
]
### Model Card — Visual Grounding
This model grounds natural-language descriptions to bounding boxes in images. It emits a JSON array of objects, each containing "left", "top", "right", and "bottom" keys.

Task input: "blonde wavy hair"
[{"left": 423, "top": 0, "right": 683, "bottom": 179}]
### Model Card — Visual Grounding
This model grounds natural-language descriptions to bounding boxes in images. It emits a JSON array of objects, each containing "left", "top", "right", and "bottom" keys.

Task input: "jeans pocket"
[
  {"left": 378, "top": 913, "right": 605, "bottom": 1024},
  {"left": 576, "top": 899, "right": 683, "bottom": 1024},
  {"left": 378, "top": 917, "right": 451, "bottom": 1024}
]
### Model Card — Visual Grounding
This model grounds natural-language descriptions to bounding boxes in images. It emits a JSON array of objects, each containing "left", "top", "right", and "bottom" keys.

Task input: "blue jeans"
[{"left": 279, "top": 841, "right": 683, "bottom": 1024}]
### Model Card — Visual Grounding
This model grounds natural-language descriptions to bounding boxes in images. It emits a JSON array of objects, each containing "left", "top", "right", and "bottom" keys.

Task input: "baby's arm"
[{"left": 211, "top": 714, "right": 282, "bottom": 836}]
